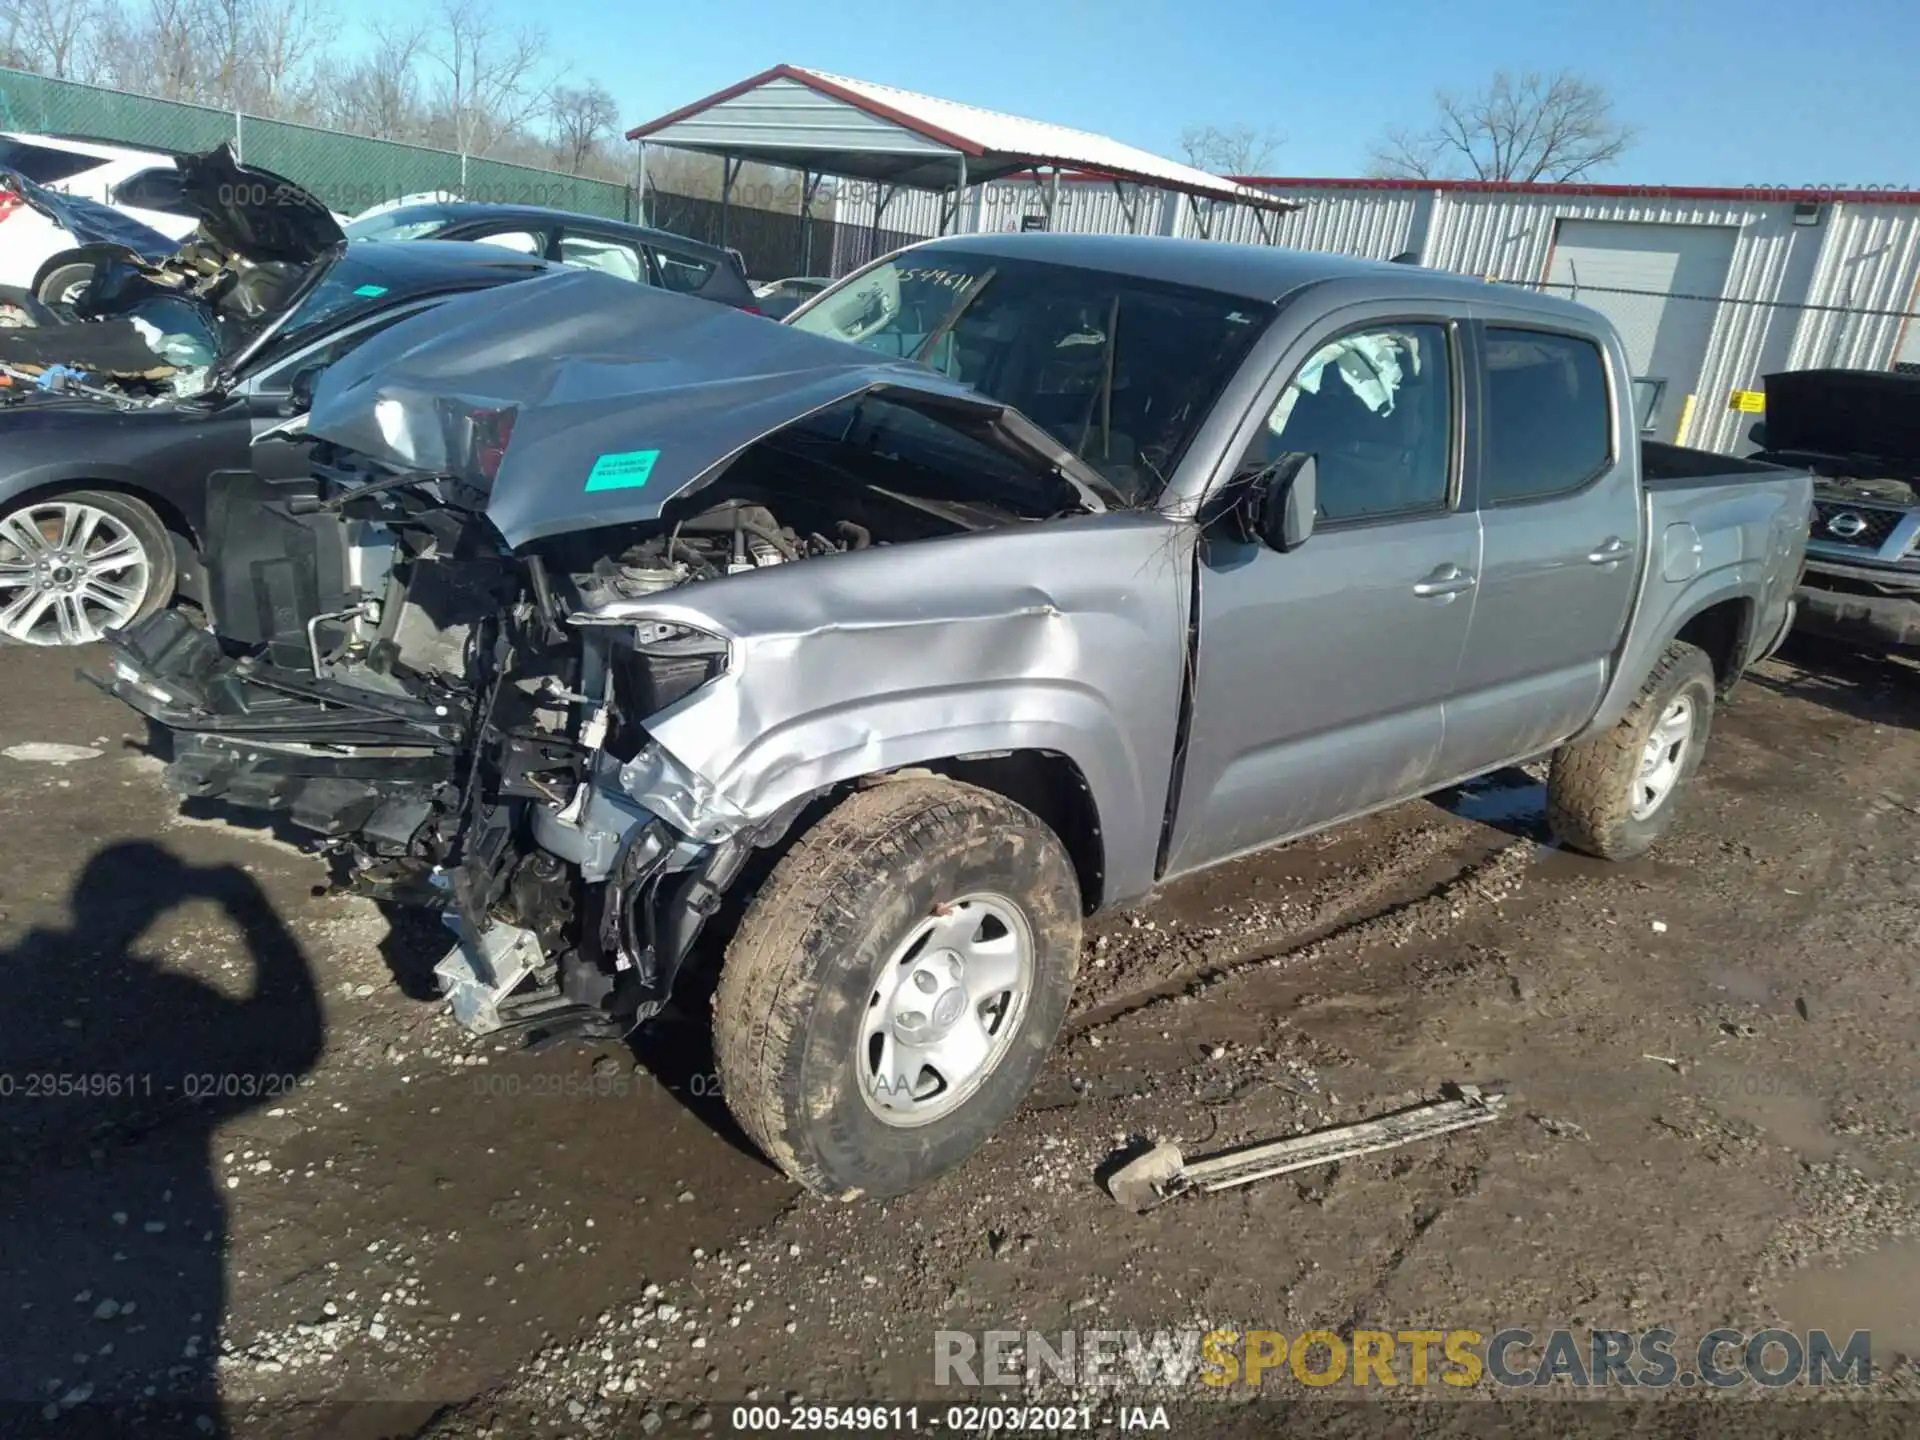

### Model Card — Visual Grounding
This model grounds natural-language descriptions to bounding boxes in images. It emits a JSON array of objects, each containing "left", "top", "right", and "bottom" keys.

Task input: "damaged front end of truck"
[{"left": 91, "top": 270, "right": 1132, "bottom": 1043}]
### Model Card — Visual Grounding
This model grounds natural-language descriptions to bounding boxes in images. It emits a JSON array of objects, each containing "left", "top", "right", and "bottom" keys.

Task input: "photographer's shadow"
[{"left": 0, "top": 841, "right": 322, "bottom": 1436}]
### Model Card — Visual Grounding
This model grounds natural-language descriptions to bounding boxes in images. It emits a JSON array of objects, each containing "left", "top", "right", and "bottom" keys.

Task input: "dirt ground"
[{"left": 1, "top": 636, "right": 1916, "bottom": 1438}]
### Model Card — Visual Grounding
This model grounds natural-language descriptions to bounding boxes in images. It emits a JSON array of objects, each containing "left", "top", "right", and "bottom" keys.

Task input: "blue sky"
[{"left": 349, "top": 0, "right": 1916, "bottom": 187}]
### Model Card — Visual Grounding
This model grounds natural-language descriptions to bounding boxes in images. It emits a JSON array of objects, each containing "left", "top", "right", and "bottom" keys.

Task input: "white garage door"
[{"left": 1545, "top": 220, "right": 1738, "bottom": 443}]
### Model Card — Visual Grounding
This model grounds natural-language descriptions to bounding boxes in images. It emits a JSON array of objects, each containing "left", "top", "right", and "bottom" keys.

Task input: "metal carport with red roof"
[{"left": 625, "top": 64, "right": 1294, "bottom": 267}]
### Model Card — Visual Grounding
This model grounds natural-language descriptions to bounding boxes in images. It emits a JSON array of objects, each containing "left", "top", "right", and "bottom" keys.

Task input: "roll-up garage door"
[{"left": 1544, "top": 219, "right": 1738, "bottom": 443}]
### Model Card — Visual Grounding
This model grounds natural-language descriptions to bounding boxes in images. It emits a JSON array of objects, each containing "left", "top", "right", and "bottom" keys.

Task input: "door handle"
[
  {"left": 1586, "top": 537, "right": 1631, "bottom": 565},
  {"left": 1413, "top": 564, "right": 1477, "bottom": 598}
]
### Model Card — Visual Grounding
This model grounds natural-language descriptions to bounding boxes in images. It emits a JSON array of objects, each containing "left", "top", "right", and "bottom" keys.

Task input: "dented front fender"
[{"left": 603, "top": 510, "right": 1195, "bottom": 907}]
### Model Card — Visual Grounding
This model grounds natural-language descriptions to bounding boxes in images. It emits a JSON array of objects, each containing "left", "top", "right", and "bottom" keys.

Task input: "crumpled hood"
[
  {"left": 0, "top": 167, "right": 174, "bottom": 259},
  {"left": 305, "top": 268, "right": 1113, "bottom": 549},
  {"left": 174, "top": 144, "right": 344, "bottom": 265},
  {"left": 1763, "top": 369, "right": 1920, "bottom": 476}
]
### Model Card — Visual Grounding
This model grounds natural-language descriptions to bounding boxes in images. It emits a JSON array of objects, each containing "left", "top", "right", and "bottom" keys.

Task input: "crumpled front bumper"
[
  {"left": 94, "top": 610, "right": 709, "bottom": 1044},
  {"left": 85, "top": 609, "right": 462, "bottom": 842}
]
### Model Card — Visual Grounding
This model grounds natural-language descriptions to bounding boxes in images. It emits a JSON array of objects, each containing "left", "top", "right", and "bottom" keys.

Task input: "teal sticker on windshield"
[
  {"left": 584, "top": 448, "right": 660, "bottom": 492},
  {"left": 352, "top": 283, "right": 388, "bottom": 297}
]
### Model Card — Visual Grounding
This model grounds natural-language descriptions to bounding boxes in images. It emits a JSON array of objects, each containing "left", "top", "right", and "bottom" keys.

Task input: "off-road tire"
[
  {"left": 1547, "top": 640, "right": 1716, "bottom": 860},
  {"left": 713, "top": 777, "right": 1082, "bottom": 1199}
]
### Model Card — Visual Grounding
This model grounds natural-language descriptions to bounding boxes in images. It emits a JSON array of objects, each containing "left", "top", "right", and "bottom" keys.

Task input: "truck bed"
[{"left": 1640, "top": 439, "right": 1794, "bottom": 490}]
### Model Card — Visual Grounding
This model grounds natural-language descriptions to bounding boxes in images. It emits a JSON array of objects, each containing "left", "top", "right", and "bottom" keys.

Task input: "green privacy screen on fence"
[{"left": 0, "top": 66, "right": 635, "bottom": 221}]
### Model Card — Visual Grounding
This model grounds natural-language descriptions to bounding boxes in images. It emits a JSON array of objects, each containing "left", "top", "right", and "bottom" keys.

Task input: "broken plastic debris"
[{"left": 1105, "top": 1083, "right": 1507, "bottom": 1212}]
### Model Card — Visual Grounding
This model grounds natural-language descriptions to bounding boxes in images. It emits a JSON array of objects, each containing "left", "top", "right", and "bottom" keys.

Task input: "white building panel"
[
  {"left": 823, "top": 171, "right": 1920, "bottom": 455},
  {"left": 1545, "top": 219, "right": 1739, "bottom": 443},
  {"left": 1789, "top": 203, "right": 1920, "bottom": 373}
]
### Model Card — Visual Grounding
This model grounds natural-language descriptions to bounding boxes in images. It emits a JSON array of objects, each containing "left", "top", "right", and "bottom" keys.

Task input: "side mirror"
[
  {"left": 278, "top": 363, "right": 326, "bottom": 417},
  {"left": 1249, "top": 453, "right": 1318, "bottom": 552},
  {"left": 1747, "top": 421, "right": 1768, "bottom": 448}
]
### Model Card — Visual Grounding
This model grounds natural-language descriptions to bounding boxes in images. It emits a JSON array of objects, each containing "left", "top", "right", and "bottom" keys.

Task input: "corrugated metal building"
[{"left": 834, "top": 175, "right": 1920, "bottom": 455}]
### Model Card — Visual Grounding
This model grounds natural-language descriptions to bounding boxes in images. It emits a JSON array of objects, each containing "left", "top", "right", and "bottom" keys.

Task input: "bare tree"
[
  {"left": 9, "top": 0, "right": 103, "bottom": 80},
  {"left": 84, "top": 0, "right": 330, "bottom": 114},
  {"left": 1178, "top": 123, "right": 1284, "bottom": 176},
  {"left": 1369, "top": 70, "right": 1635, "bottom": 183},
  {"left": 548, "top": 81, "right": 618, "bottom": 174},
  {"left": 242, "top": 0, "right": 335, "bottom": 115},
  {"left": 104, "top": 0, "right": 204, "bottom": 102},
  {"left": 313, "top": 19, "right": 430, "bottom": 142},
  {"left": 424, "top": 0, "right": 551, "bottom": 157},
  {"left": 0, "top": 0, "right": 640, "bottom": 194}
]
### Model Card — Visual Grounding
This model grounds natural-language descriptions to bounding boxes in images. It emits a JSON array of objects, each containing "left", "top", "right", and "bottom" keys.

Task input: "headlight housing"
[{"left": 631, "top": 620, "right": 730, "bottom": 659}]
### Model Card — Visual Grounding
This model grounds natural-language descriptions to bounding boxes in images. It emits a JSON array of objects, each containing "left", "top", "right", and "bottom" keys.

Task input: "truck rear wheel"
[
  {"left": 1547, "top": 640, "right": 1716, "bottom": 859},
  {"left": 713, "top": 777, "right": 1082, "bottom": 1199}
]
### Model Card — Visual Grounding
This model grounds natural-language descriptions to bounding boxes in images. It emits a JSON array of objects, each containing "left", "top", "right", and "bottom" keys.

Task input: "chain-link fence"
[
  {"left": 1, "top": 65, "right": 926, "bottom": 278},
  {"left": 0, "top": 65, "right": 635, "bottom": 220}
]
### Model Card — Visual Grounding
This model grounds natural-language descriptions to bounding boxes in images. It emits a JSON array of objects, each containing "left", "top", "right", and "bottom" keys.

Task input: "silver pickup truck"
[{"left": 97, "top": 235, "right": 1811, "bottom": 1198}]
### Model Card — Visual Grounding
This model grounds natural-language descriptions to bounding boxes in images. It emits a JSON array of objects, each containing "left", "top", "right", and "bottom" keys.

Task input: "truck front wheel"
[
  {"left": 713, "top": 777, "right": 1082, "bottom": 1199},
  {"left": 1547, "top": 640, "right": 1717, "bottom": 860}
]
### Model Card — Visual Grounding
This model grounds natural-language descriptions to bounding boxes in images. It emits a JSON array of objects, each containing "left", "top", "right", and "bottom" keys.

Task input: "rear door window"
[
  {"left": 0, "top": 138, "right": 100, "bottom": 186},
  {"left": 469, "top": 228, "right": 544, "bottom": 256},
  {"left": 557, "top": 230, "right": 647, "bottom": 283},
  {"left": 648, "top": 246, "right": 717, "bottom": 293},
  {"left": 1481, "top": 328, "right": 1613, "bottom": 503}
]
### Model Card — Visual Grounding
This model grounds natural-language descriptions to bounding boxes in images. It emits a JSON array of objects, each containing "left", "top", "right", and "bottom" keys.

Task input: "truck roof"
[{"left": 905, "top": 231, "right": 1600, "bottom": 323}]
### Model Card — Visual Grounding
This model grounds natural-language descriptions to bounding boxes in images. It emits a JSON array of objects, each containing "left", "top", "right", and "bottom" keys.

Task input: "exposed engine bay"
[
  {"left": 96, "top": 422, "right": 1062, "bottom": 1042},
  {"left": 93, "top": 266, "right": 1122, "bottom": 1044}
]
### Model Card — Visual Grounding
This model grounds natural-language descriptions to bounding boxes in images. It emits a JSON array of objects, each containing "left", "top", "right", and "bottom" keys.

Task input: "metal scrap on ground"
[{"left": 1106, "top": 1083, "right": 1508, "bottom": 1211}]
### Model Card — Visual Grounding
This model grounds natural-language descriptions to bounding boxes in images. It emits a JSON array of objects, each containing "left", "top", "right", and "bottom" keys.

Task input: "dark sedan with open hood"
[
  {"left": 0, "top": 143, "right": 347, "bottom": 394},
  {"left": 0, "top": 240, "right": 551, "bottom": 645}
]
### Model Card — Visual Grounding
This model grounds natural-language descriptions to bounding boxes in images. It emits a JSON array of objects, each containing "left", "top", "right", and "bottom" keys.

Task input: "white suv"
[{"left": 0, "top": 132, "right": 199, "bottom": 305}]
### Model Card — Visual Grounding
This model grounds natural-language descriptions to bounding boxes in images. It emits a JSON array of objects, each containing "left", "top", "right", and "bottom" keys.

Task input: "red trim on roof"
[
  {"left": 1227, "top": 175, "right": 1920, "bottom": 205},
  {"left": 625, "top": 65, "right": 789, "bottom": 141},
  {"left": 626, "top": 63, "right": 985, "bottom": 156},
  {"left": 785, "top": 67, "right": 985, "bottom": 157},
  {"left": 990, "top": 167, "right": 1155, "bottom": 185}
]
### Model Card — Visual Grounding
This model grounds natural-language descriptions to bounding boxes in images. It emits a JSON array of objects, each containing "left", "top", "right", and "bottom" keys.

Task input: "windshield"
[
  {"left": 345, "top": 204, "right": 459, "bottom": 242},
  {"left": 211, "top": 248, "right": 398, "bottom": 382},
  {"left": 788, "top": 250, "right": 1272, "bottom": 501}
]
